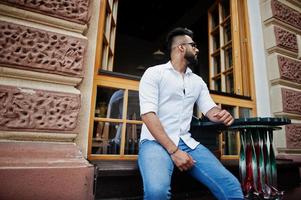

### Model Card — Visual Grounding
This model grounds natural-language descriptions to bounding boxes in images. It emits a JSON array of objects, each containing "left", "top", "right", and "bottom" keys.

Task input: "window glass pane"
[
  {"left": 92, "top": 121, "right": 122, "bottom": 154},
  {"left": 221, "top": 0, "right": 230, "bottom": 19},
  {"left": 211, "top": 6, "right": 219, "bottom": 28},
  {"left": 125, "top": 123, "right": 142, "bottom": 155},
  {"left": 225, "top": 47, "right": 232, "bottom": 69},
  {"left": 95, "top": 87, "right": 124, "bottom": 119},
  {"left": 101, "top": 43, "right": 109, "bottom": 70},
  {"left": 239, "top": 107, "right": 251, "bottom": 118},
  {"left": 105, "top": 13, "right": 112, "bottom": 43},
  {"left": 127, "top": 90, "right": 141, "bottom": 120},
  {"left": 226, "top": 73, "right": 234, "bottom": 93},
  {"left": 212, "top": 30, "right": 220, "bottom": 50},
  {"left": 221, "top": 104, "right": 237, "bottom": 155},
  {"left": 223, "top": 131, "right": 237, "bottom": 155},
  {"left": 214, "top": 78, "right": 221, "bottom": 91},
  {"left": 223, "top": 20, "right": 231, "bottom": 43},
  {"left": 222, "top": 104, "right": 235, "bottom": 116},
  {"left": 108, "top": 50, "right": 114, "bottom": 69},
  {"left": 213, "top": 54, "right": 221, "bottom": 74}
]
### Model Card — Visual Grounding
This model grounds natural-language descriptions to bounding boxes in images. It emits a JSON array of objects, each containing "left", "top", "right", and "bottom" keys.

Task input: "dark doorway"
[{"left": 113, "top": 0, "right": 212, "bottom": 84}]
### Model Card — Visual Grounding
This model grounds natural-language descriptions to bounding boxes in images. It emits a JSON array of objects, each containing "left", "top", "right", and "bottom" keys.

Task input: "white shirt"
[{"left": 139, "top": 61, "right": 217, "bottom": 149}]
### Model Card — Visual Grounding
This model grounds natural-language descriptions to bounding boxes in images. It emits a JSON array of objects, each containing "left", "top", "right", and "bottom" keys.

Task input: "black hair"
[{"left": 165, "top": 27, "right": 194, "bottom": 56}]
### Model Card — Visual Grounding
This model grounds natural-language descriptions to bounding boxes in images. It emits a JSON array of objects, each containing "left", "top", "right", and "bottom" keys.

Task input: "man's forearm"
[{"left": 141, "top": 112, "right": 178, "bottom": 154}]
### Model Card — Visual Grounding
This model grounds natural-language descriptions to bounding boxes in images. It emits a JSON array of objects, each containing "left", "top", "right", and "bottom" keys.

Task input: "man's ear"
[{"left": 178, "top": 45, "right": 185, "bottom": 52}]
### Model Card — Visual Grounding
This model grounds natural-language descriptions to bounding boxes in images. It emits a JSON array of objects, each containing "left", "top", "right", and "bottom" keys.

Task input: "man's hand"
[
  {"left": 170, "top": 149, "right": 195, "bottom": 171},
  {"left": 213, "top": 109, "right": 234, "bottom": 126},
  {"left": 206, "top": 107, "right": 234, "bottom": 126}
]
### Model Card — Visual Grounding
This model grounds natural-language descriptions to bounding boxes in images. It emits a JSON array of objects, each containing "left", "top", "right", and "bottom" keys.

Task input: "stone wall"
[
  {"left": 261, "top": 0, "right": 301, "bottom": 161},
  {"left": 0, "top": 0, "right": 96, "bottom": 199}
]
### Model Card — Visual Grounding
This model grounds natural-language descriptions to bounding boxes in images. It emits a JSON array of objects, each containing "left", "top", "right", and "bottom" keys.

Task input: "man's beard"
[{"left": 184, "top": 52, "right": 198, "bottom": 67}]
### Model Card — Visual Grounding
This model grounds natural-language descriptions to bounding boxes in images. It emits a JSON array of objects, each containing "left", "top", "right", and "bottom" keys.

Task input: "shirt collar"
[{"left": 165, "top": 61, "right": 193, "bottom": 75}]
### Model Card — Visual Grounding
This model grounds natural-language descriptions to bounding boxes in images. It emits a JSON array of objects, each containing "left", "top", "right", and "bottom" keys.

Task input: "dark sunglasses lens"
[{"left": 191, "top": 43, "right": 197, "bottom": 48}]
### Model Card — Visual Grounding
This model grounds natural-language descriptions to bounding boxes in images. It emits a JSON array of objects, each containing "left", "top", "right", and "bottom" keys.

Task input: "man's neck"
[{"left": 171, "top": 59, "right": 187, "bottom": 75}]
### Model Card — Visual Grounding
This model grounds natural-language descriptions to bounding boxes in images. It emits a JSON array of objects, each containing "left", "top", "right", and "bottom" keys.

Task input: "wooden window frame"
[
  {"left": 95, "top": 0, "right": 118, "bottom": 73},
  {"left": 208, "top": 0, "right": 255, "bottom": 97},
  {"left": 88, "top": 75, "right": 141, "bottom": 160}
]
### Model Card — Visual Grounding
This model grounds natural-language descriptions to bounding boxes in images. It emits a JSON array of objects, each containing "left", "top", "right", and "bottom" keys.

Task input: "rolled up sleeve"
[
  {"left": 196, "top": 82, "right": 217, "bottom": 115},
  {"left": 139, "top": 68, "right": 160, "bottom": 115}
]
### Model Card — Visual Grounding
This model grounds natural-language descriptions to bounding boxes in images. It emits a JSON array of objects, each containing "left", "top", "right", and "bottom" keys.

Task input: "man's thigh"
[
  {"left": 138, "top": 140, "right": 174, "bottom": 186},
  {"left": 188, "top": 144, "right": 243, "bottom": 199}
]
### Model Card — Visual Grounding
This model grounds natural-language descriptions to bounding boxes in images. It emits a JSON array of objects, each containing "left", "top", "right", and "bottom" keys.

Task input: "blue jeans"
[{"left": 138, "top": 139, "right": 244, "bottom": 200}]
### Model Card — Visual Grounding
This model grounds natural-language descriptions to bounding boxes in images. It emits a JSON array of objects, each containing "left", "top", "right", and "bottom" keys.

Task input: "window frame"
[
  {"left": 88, "top": 75, "right": 141, "bottom": 160},
  {"left": 208, "top": 0, "right": 255, "bottom": 97}
]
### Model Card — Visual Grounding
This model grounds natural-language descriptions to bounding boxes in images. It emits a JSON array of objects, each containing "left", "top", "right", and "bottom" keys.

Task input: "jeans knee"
[{"left": 144, "top": 184, "right": 171, "bottom": 200}]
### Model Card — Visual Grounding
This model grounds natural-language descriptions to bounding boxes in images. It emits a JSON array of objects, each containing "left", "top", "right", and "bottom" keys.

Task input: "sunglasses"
[{"left": 181, "top": 42, "right": 197, "bottom": 48}]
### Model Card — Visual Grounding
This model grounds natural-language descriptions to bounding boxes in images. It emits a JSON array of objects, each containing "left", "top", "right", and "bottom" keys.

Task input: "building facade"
[{"left": 0, "top": 0, "right": 300, "bottom": 199}]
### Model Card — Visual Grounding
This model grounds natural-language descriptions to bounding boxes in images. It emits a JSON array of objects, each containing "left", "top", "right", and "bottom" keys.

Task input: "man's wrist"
[{"left": 169, "top": 147, "right": 179, "bottom": 155}]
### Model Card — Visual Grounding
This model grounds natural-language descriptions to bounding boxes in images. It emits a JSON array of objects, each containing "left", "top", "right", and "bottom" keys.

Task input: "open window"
[{"left": 89, "top": 0, "right": 256, "bottom": 160}]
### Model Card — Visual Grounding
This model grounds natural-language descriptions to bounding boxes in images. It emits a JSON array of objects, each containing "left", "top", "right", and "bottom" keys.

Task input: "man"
[{"left": 138, "top": 27, "right": 244, "bottom": 200}]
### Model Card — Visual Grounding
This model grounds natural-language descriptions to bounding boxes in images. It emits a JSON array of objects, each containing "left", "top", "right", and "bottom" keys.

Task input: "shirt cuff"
[
  {"left": 140, "top": 103, "right": 158, "bottom": 115},
  {"left": 202, "top": 102, "right": 217, "bottom": 115}
]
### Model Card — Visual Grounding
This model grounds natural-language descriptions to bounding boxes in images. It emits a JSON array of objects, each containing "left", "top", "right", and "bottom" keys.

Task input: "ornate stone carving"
[
  {"left": 0, "top": 0, "right": 90, "bottom": 24},
  {"left": 274, "top": 26, "right": 298, "bottom": 52},
  {"left": 285, "top": 124, "right": 301, "bottom": 148},
  {"left": 0, "top": 85, "right": 80, "bottom": 132},
  {"left": 271, "top": 0, "right": 301, "bottom": 30},
  {"left": 0, "top": 21, "right": 86, "bottom": 77},
  {"left": 277, "top": 55, "right": 301, "bottom": 84},
  {"left": 281, "top": 88, "right": 301, "bottom": 115}
]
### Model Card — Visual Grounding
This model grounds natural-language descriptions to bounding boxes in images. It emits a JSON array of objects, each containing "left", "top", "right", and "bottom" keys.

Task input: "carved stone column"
[
  {"left": 261, "top": 0, "right": 301, "bottom": 162},
  {"left": 0, "top": 0, "right": 95, "bottom": 199}
]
